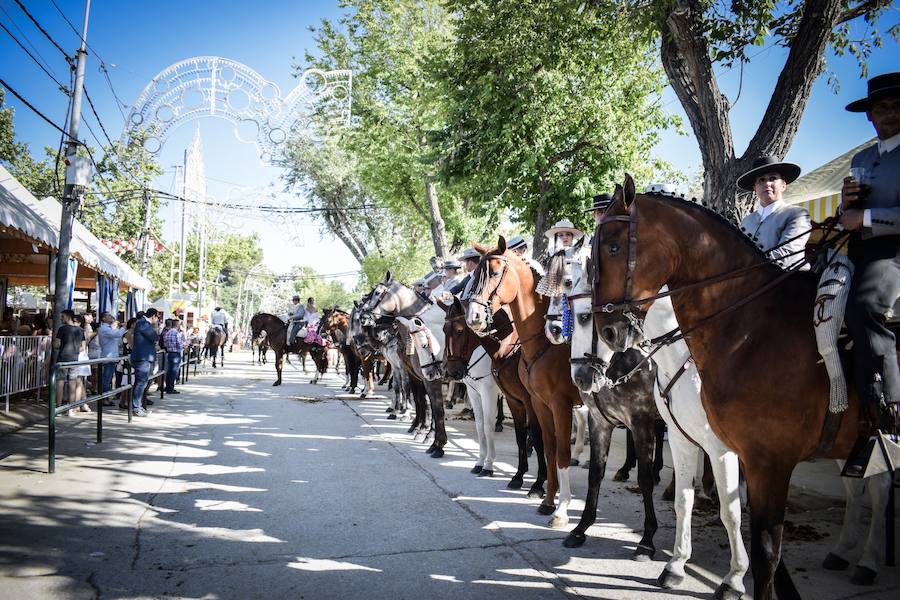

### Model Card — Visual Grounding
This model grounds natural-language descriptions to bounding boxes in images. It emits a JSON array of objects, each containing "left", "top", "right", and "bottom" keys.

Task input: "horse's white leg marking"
[
  {"left": 550, "top": 466, "right": 571, "bottom": 528},
  {"left": 467, "top": 380, "right": 487, "bottom": 469},
  {"left": 663, "top": 426, "right": 698, "bottom": 580},
  {"left": 573, "top": 405, "right": 589, "bottom": 465},
  {"left": 858, "top": 471, "right": 890, "bottom": 571},
  {"left": 707, "top": 439, "right": 748, "bottom": 594},
  {"left": 832, "top": 460, "right": 865, "bottom": 563},
  {"left": 480, "top": 379, "right": 499, "bottom": 472}
]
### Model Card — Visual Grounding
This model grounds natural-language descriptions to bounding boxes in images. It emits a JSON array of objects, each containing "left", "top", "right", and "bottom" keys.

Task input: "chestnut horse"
[
  {"left": 204, "top": 325, "right": 227, "bottom": 368},
  {"left": 444, "top": 296, "right": 547, "bottom": 496},
  {"left": 320, "top": 308, "right": 363, "bottom": 393},
  {"left": 250, "top": 313, "right": 328, "bottom": 386},
  {"left": 590, "top": 175, "right": 868, "bottom": 600},
  {"left": 466, "top": 240, "right": 587, "bottom": 530}
]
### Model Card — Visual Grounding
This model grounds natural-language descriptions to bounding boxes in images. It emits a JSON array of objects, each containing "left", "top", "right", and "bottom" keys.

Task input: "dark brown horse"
[
  {"left": 590, "top": 175, "right": 868, "bottom": 600},
  {"left": 444, "top": 296, "right": 547, "bottom": 497},
  {"left": 466, "top": 241, "right": 624, "bottom": 539},
  {"left": 204, "top": 326, "right": 227, "bottom": 368},
  {"left": 320, "top": 308, "right": 363, "bottom": 393},
  {"left": 250, "top": 313, "right": 328, "bottom": 386}
]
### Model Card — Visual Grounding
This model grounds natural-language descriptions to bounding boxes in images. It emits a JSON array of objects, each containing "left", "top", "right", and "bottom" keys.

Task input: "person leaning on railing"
[
  {"left": 130, "top": 308, "right": 160, "bottom": 418},
  {"left": 163, "top": 318, "right": 185, "bottom": 394},
  {"left": 97, "top": 312, "right": 126, "bottom": 403},
  {"left": 53, "top": 309, "right": 86, "bottom": 417}
]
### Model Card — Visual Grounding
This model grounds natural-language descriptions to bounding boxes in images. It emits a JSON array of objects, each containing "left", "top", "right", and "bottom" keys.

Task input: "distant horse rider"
[
  {"left": 736, "top": 156, "right": 811, "bottom": 268},
  {"left": 288, "top": 294, "right": 306, "bottom": 348},
  {"left": 839, "top": 73, "right": 900, "bottom": 471},
  {"left": 507, "top": 235, "right": 545, "bottom": 276},
  {"left": 544, "top": 218, "right": 586, "bottom": 257},
  {"left": 210, "top": 306, "right": 232, "bottom": 339}
]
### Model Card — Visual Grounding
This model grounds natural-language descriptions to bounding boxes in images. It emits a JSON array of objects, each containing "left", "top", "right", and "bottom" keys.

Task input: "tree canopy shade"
[
  {"left": 440, "top": 0, "right": 677, "bottom": 255},
  {"left": 625, "top": 0, "right": 897, "bottom": 220}
]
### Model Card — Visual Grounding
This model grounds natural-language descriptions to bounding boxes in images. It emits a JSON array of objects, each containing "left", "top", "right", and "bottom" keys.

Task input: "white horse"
[{"left": 566, "top": 256, "right": 749, "bottom": 599}]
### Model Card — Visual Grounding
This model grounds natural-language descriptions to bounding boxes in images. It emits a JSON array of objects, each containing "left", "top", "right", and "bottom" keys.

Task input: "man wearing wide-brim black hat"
[
  {"left": 837, "top": 72, "right": 900, "bottom": 463},
  {"left": 736, "top": 156, "right": 811, "bottom": 268}
]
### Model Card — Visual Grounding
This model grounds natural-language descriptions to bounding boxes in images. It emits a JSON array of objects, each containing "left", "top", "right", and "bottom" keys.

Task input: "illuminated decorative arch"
[{"left": 123, "top": 56, "right": 352, "bottom": 163}]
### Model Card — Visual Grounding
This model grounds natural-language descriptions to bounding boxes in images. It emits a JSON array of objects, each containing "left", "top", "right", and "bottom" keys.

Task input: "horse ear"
[
  {"left": 623, "top": 174, "right": 636, "bottom": 209},
  {"left": 383, "top": 270, "right": 393, "bottom": 283},
  {"left": 436, "top": 300, "right": 451, "bottom": 315},
  {"left": 353, "top": 300, "right": 359, "bottom": 308},
  {"left": 473, "top": 242, "right": 488, "bottom": 254},
  {"left": 497, "top": 236, "right": 507, "bottom": 253},
  {"left": 452, "top": 295, "right": 463, "bottom": 312}
]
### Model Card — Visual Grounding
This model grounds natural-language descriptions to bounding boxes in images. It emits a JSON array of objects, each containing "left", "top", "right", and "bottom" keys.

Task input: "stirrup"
[{"left": 841, "top": 432, "right": 900, "bottom": 479}]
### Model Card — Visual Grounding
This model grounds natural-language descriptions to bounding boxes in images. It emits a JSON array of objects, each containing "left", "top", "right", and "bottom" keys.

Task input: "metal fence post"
[
  {"left": 48, "top": 366, "right": 57, "bottom": 473},
  {"left": 96, "top": 369, "right": 103, "bottom": 444},
  {"left": 127, "top": 361, "right": 133, "bottom": 423}
]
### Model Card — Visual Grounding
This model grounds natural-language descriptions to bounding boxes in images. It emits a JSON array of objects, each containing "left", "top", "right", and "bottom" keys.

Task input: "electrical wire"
[
  {"left": 0, "top": 20, "right": 70, "bottom": 93},
  {"left": 82, "top": 86, "right": 114, "bottom": 147},
  {"left": 0, "top": 5, "right": 62, "bottom": 81},
  {"left": 13, "top": 0, "right": 71, "bottom": 61},
  {"left": 0, "top": 77, "right": 77, "bottom": 141}
]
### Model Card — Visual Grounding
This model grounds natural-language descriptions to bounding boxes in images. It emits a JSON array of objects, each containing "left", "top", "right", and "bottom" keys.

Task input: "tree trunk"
[
  {"left": 660, "top": 0, "right": 843, "bottom": 223},
  {"left": 425, "top": 178, "right": 449, "bottom": 258},
  {"left": 531, "top": 173, "right": 551, "bottom": 258}
]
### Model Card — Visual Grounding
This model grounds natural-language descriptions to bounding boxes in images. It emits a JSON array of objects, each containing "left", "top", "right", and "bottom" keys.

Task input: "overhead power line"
[
  {"left": 0, "top": 77, "right": 77, "bottom": 141},
  {"left": 0, "top": 20, "right": 70, "bottom": 93},
  {"left": 0, "top": 5, "right": 62, "bottom": 81},
  {"left": 13, "top": 0, "right": 71, "bottom": 61}
]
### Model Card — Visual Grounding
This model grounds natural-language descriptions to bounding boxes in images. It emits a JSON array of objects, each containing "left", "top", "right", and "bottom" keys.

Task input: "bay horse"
[
  {"left": 590, "top": 175, "right": 882, "bottom": 599},
  {"left": 564, "top": 248, "right": 748, "bottom": 596},
  {"left": 444, "top": 296, "right": 547, "bottom": 496},
  {"left": 249, "top": 313, "right": 328, "bottom": 386},
  {"left": 361, "top": 274, "right": 448, "bottom": 458},
  {"left": 466, "top": 241, "right": 589, "bottom": 531},
  {"left": 204, "top": 325, "right": 227, "bottom": 368},
  {"left": 252, "top": 331, "right": 269, "bottom": 365},
  {"left": 320, "top": 308, "right": 363, "bottom": 393}
]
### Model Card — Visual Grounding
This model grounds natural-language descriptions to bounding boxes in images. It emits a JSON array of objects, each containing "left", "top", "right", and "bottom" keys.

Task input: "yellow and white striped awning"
[{"left": 797, "top": 193, "right": 841, "bottom": 223}]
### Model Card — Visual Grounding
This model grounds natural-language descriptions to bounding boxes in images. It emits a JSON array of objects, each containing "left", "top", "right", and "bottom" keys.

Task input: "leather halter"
[
  {"left": 591, "top": 209, "right": 642, "bottom": 317},
  {"left": 467, "top": 254, "right": 511, "bottom": 329},
  {"left": 566, "top": 291, "right": 609, "bottom": 373}
]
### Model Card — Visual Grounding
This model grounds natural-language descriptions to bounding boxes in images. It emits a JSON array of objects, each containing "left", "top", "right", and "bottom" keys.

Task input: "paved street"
[{"left": 0, "top": 352, "right": 897, "bottom": 599}]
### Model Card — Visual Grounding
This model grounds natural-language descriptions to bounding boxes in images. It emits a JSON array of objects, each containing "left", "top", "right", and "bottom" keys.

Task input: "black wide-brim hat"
[
  {"left": 736, "top": 156, "right": 801, "bottom": 191},
  {"left": 845, "top": 72, "right": 900, "bottom": 112},
  {"left": 583, "top": 193, "right": 613, "bottom": 212}
]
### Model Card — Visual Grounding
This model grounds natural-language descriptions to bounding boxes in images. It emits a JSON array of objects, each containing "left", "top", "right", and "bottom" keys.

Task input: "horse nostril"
[
  {"left": 601, "top": 326, "right": 617, "bottom": 344},
  {"left": 550, "top": 325, "right": 561, "bottom": 336}
]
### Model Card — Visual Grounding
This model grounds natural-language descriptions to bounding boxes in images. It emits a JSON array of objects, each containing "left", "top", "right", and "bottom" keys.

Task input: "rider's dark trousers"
[{"left": 846, "top": 236, "right": 900, "bottom": 407}]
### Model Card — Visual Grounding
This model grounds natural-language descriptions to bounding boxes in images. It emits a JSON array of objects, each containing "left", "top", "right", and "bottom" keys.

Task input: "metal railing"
[
  {"left": 179, "top": 343, "right": 202, "bottom": 385},
  {"left": 1, "top": 335, "right": 52, "bottom": 412},
  {"left": 48, "top": 350, "right": 167, "bottom": 473}
]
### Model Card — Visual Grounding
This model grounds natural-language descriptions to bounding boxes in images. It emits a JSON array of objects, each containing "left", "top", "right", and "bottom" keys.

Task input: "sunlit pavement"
[{"left": 0, "top": 351, "right": 896, "bottom": 599}]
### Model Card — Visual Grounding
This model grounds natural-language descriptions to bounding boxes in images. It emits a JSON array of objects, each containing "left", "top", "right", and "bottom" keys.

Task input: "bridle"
[
  {"left": 467, "top": 254, "right": 511, "bottom": 329},
  {"left": 444, "top": 312, "right": 492, "bottom": 381}
]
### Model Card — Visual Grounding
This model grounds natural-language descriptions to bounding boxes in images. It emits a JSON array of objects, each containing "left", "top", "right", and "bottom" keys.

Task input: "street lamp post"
[{"left": 235, "top": 262, "right": 265, "bottom": 333}]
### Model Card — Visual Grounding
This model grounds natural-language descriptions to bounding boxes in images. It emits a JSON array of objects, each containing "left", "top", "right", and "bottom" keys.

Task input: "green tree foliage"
[
  {"left": 441, "top": 0, "right": 678, "bottom": 255},
  {"left": 290, "top": 265, "right": 357, "bottom": 310},
  {"left": 0, "top": 89, "right": 62, "bottom": 198}
]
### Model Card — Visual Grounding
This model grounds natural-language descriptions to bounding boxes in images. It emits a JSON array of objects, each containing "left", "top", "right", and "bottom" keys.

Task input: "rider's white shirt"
[{"left": 210, "top": 310, "right": 230, "bottom": 327}]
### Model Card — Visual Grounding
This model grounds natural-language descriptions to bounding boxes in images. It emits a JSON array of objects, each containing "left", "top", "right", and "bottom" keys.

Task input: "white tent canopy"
[{"left": 0, "top": 164, "right": 151, "bottom": 291}]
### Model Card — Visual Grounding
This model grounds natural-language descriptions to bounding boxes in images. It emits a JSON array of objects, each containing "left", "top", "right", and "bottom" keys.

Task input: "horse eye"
[
  {"left": 578, "top": 313, "right": 591, "bottom": 323},
  {"left": 564, "top": 279, "right": 572, "bottom": 287},
  {"left": 490, "top": 271, "right": 500, "bottom": 277},
  {"left": 607, "top": 242, "right": 621, "bottom": 256}
]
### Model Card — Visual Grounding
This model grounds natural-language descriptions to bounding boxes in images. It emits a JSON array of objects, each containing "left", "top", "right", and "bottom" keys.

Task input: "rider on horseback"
[
  {"left": 839, "top": 73, "right": 900, "bottom": 465},
  {"left": 736, "top": 156, "right": 811, "bottom": 269},
  {"left": 210, "top": 306, "right": 232, "bottom": 339},
  {"left": 288, "top": 294, "right": 306, "bottom": 348}
]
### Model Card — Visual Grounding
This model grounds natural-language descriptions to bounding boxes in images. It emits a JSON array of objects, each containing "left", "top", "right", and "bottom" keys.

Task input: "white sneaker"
[{"left": 133, "top": 407, "right": 148, "bottom": 417}]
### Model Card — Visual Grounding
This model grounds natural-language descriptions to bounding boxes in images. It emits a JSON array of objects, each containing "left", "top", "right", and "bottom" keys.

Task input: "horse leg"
[
  {"left": 507, "top": 397, "right": 528, "bottom": 489},
  {"left": 495, "top": 394, "right": 505, "bottom": 433},
  {"left": 427, "top": 380, "right": 447, "bottom": 458},
  {"left": 653, "top": 419, "right": 666, "bottom": 484},
  {"left": 564, "top": 410, "right": 614, "bottom": 547},
  {"left": 528, "top": 417, "right": 547, "bottom": 499},
  {"left": 745, "top": 466, "right": 797, "bottom": 600},
  {"left": 571, "top": 404, "right": 588, "bottom": 466},
  {"left": 549, "top": 401, "right": 575, "bottom": 528},
  {"left": 631, "top": 418, "right": 659, "bottom": 561},
  {"left": 480, "top": 382, "right": 499, "bottom": 477},
  {"left": 656, "top": 427, "right": 698, "bottom": 587},
  {"left": 467, "top": 382, "right": 486, "bottom": 474},
  {"left": 614, "top": 429, "right": 637, "bottom": 481},
  {"left": 707, "top": 443, "right": 748, "bottom": 600},
  {"left": 273, "top": 351, "right": 284, "bottom": 386},
  {"left": 853, "top": 470, "right": 891, "bottom": 585},
  {"left": 701, "top": 451, "right": 717, "bottom": 500},
  {"left": 533, "top": 399, "right": 557, "bottom": 513}
]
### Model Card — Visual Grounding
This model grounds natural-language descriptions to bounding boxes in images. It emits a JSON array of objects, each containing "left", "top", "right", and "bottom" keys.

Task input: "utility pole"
[
  {"left": 137, "top": 188, "right": 153, "bottom": 279},
  {"left": 177, "top": 160, "right": 186, "bottom": 293},
  {"left": 52, "top": 0, "right": 91, "bottom": 338}
]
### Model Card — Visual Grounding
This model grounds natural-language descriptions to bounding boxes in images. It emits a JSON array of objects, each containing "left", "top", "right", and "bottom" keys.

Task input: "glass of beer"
[{"left": 849, "top": 167, "right": 871, "bottom": 202}]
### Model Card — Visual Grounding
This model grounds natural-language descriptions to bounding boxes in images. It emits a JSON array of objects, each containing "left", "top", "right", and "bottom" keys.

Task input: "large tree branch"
[
  {"left": 661, "top": 0, "right": 735, "bottom": 170},
  {"left": 836, "top": 0, "right": 891, "bottom": 26},
  {"left": 744, "top": 0, "right": 843, "bottom": 160},
  {"left": 548, "top": 140, "right": 593, "bottom": 166}
]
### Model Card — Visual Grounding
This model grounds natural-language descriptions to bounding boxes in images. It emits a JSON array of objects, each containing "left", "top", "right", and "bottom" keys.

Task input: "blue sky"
[{"left": 2, "top": 0, "right": 897, "bottom": 284}]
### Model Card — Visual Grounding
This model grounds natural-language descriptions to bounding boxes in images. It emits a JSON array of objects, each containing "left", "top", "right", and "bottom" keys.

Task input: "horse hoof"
[
  {"left": 822, "top": 552, "right": 850, "bottom": 571},
  {"left": 548, "top": 514, "right": 568, "bottom": 528},
  {"left": 386, "top": 414, "right": 397, "bottom": 420},
  {"left": 425, "top": 443, "right": 437, "bottom": 454},
  {"left": 360, "top": 392, "right": 367, "bottom": 399},
  {"left": 537, "top": 503, "right": 555, "bottom": 516},
  {"left": 430, "top": 448, "right": 444, "bottom": 459},
  {"left": 570, "top": 458, "right": 580, "bottom": 467},
  {"left": 407, "top": 425, "right": 417, "bottom": 434},
  {"left": 471, "top": 465, "right": 483, "bottom": 474},
  {"left": 526, "top": 485, "right": 545, "bottom": 500},
  {"left": 478, "top": 469, "right": 493, "bottom": 478},
  {"left": 633, "top": 546, "right": 655, "bottom": 562},
  {"left": 656, "top": 569, "right": 684, "bottom": 589},
  {"left": 385, "top": 407, "right": 393, "bottom": 413},
  {"left": 850, "top": 565, "right": 877, "bottom": 586},
  {"left": 713, "top": 583, "right": 743, "bottom": 600},
  {"left": 563, "top": 532, "right": 586, "bottom": 548},
  {"left": 273, "top": 381, "right": 281, "bottom": 387},
  {"left": 507, "top": 476, "right": 524, "bottom": 489},
  {"left": 613, "top": 469, "right": 630, "bottom": 482}
]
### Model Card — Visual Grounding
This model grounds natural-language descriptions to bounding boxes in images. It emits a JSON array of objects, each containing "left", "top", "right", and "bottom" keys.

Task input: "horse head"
[
  {"left": 397, "top": 315, "right": 443, "bottom": 381},
  {"left": 465, "top": 236, "right": 526, "bottom": 333},
  {"left": 443, "top": 296, "right": 479, "bottom": 381},
  {"left": 540, "top": 241, "right": 590, "bottom": 345},
  {"left": 592, "top": 174, "right": 678, "bottom": 352},
  {"left": 568, "top": 255, "right": 615, "bottom": 393}
]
